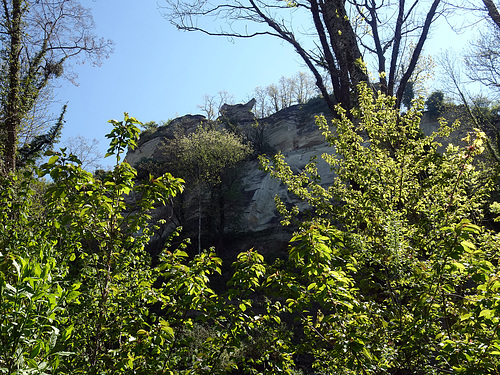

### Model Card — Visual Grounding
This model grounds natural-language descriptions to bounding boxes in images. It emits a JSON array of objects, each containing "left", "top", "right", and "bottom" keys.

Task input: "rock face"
[
  {"left": 126, "top": 98, "right": 335, "bottom": 254},
  {"left": 219, "top": 98, "right": 257, "bottom": 124},
  {"left": 126, "top": 99, "right": 476, "bottom": 255},
  {"left": 126, "top": 115, "right": 206, "bottom": 167}
]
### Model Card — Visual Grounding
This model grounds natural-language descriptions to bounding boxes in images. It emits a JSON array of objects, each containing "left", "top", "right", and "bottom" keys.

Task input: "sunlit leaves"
[
  {"left": 1, "top": 114, "right": 194, "bottom": 374},
  {"left": 260, "top": 83, "right": 500, "bottom": 373}
]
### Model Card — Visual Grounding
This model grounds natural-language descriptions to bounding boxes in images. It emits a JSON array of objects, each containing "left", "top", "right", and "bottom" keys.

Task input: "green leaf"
[
  {"left": 47, "top": 155, "right": 59, "bottom": 165},
  {"left": 479, "top": 309, "right": 494, "bottom": 320},
  {"left": 461, "top": 240, "right": 476, "bottom": 251},
  {"left": 461, "top": 223, "right": 481, "bottom": 233},
  {"left": 362, "top": 346, "right": 373, "bottom": 360},
  {"left": 49, "top": 327, "right": 59, "bottom": 349},
  {"left": 307, "top": 282, "right": 317, "bottom": 291},
  {"left": 452, "top": 261, "right": 465, "bottom": 272},
  {"left": 163, "top": 326, "right": 174, "bottom": 339},
  {"left": 30, "top": 342, "right": 42, "bottom": 359},
  {"left": 460, "top": 313, "right": 473, "bottom": 321},
  {"left": 61, "top": 325, "right": 74, "bottom": 341}
]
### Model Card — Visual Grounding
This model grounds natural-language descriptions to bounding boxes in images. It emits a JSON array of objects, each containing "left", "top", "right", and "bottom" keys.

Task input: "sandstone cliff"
[{"left": 126, "top": 98, "right": 479, "bottom": 257}]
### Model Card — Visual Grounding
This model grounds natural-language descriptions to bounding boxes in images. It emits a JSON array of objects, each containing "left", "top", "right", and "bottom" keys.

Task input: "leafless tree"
[
  {"left": 17, "top": 82, "right": 58, "bottom": 146},
  {"left": 197, "top": 90, "right": 235, "bottom": 120},
  {"left": 463, "top": 0, "right": 500, "bottom": 96},
  {"left": 0, "top": 0, "right": 113, "bottom": 173},
  {"left": 64, "top": 135, "right": 103, "bottom": 172},
  {"left": 252, "top": 71, "right": 321, "bottom": 117},
  {"left": 252, "top": 85, "right": 270, "bottom": 118},
  {"left": 440, "top": 48, "right": 500, "bottom": 163},
  {"left": 162, "top": 0, "right": 445, "bottom": 113},
  {"left": 465, "top": 27, "right": 500, "bottom": 95},
  {"left": 294, "top": 71, "right": 318, "bottom": 104}
]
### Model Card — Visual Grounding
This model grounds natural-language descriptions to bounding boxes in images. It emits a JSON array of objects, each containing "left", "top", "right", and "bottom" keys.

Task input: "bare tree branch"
[
  {"left": 395, "top": 0, "right": 441, "bottom": 108},
  {"left": 162, "top": 0, "right": 446, "bottom": 111},
  {"left": 0, "top": 0, "right": 114, "bottom": 173},
  {"left": 482, "top": 0, "right": 500, "bottom": 29}
]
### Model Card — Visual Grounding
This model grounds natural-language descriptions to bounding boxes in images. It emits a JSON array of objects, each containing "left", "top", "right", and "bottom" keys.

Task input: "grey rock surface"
[
  {"left": 126, "top": 100, "right": 473, "bottom": 254},
  {"left": 126, "top": 100, "right": 335, "bottom": 251},
  {"left": 219, "top": 98, "right": 257, "bottom": 124}
]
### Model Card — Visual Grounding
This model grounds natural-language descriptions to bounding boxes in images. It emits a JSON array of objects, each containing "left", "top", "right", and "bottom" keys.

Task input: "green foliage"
[
  {"left": 16, "top": 105, "right": 66, "bottom": 167},
  {"left": 37, "top": 114, "right": 189, "bottom": 373},
  {"left": 426, "top": 90, "right": 445, "bottom": 116},
  {"left": 105, "top": 113, "right": 143, "bottom": 163},
  {"left": 141, "top": 120, "right": 159, "bottom": 132},
  {"left": 164, "top": 126, "right": 253, "bottom": 186},
  {"left": 161, "top": 126, "right": 254, "bottom": 251},
  {"left": 260, "top": 83, "right": 500, "bottom": 373},
  {"left": 0, "top": 171, "right": 74, "bottom": 374},
  {"left": 138, "top": 121, "right": 165, "bottom": 147},
  {"left": 0, "top": 113, "right": 296, "bottom": 374},
  {"left": 2, "top": 89, "right": 500, "bottom": 374},
  {"left": 402, "top": 80, "right": 415, "bottom": 109},
  {"left": 0, "top": 114, "right": 212, "bottom": 374}
]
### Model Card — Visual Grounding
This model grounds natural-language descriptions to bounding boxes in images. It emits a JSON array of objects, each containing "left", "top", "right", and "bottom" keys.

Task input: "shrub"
[{"left": 260, "top": 83, "right": 500, "bottom": 373}]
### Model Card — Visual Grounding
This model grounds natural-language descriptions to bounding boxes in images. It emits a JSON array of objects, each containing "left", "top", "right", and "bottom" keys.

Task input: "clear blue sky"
[
  {"left": 53, "top": 0, "right": 479, "bottom": 168},
  {"left": 54, "top": 0, "right": 306, "bottom": 167}
]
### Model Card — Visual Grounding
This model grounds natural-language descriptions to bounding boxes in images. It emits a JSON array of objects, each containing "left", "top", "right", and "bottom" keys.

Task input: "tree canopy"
[
  {"left": 162, "top": 125, "right": 253, "bottom": 252},
  {"left": 0, "top": 0, "right": 113, "bottom": 174},
  {"left": 163, "top": 0, "right": 444, "bottom": 112}
]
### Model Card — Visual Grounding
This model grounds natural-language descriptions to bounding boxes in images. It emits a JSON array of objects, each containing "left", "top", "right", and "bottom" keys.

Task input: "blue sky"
[
  {"left": 54, "top": 0, "right": 306, "bottom": 167},
  {"left": 52, "top": 0, "right": 479, "bottom": 168}
]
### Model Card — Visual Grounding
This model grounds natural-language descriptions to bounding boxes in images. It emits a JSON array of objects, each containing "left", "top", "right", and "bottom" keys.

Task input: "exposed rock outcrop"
[
  {"left": 219, "top": 98, "right": 257, "bottom": 124},
  {"left": 126, "top": 98, "right": 335, "bottom": 255},
  {"left": 126, "top": 99, "right": 479, "bottom": 256}
]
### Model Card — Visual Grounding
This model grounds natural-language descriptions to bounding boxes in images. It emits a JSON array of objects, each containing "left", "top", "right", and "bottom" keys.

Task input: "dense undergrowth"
[{"left": 1, "top": 87, "right": 500, "bottom": 374}]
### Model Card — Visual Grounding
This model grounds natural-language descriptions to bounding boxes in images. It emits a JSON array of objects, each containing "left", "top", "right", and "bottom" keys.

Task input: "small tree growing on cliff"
[
  {"left": 197, "top": 90, "right": 235, "bottom": 121},
  {"left": 252, "top": 72, "right": 321, "bottom": 117},
  {"left": 162, "top": 126, "right": 253, "bottom": 253}
]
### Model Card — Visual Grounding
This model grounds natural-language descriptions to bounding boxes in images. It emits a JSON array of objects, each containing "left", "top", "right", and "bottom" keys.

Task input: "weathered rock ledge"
[{"left": 126, "top": 99, "right": 475, "bottom": 255}]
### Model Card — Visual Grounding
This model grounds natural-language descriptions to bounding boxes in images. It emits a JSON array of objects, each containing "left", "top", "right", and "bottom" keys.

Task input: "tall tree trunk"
[
  {"left": 247, "top": 0, "right": 337, "bottom": 114},
  {"left": 483, "top": 0, "right": 500, "bottom": 29},
  {"left": 217, "top": 184, "right": 225, "bottom": 253},
  {"left": 387, "top": 0, "right": 405, "bottom": 96},
  {"left": 395, "top": 0, "right": 441, "bottom": 108},
  {"left": 3, "top": 0, "right": 22, "bottom": 173},
  {"left": 320, "top": 0, "right": 369, "bottom": 109},
  {"left": 197, "top": 180, "right": 202, "bottom": 255}
]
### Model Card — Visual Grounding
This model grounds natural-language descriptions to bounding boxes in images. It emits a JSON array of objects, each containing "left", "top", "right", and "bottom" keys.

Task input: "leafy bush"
[
  {"left": 0, "top": 113, "right": 299, "bottom": 374},
  {"left": 0, "top": 171, "right": 76, "bottom": 374},
  {"left": 260, "top": 83, "right": 500, "bottom": 373},
  {"left": 0, "top": 115, "right": 213, "bottom": 374},
  {"left": 2, "top": 87, "right": 500, "bottom": 374}
]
